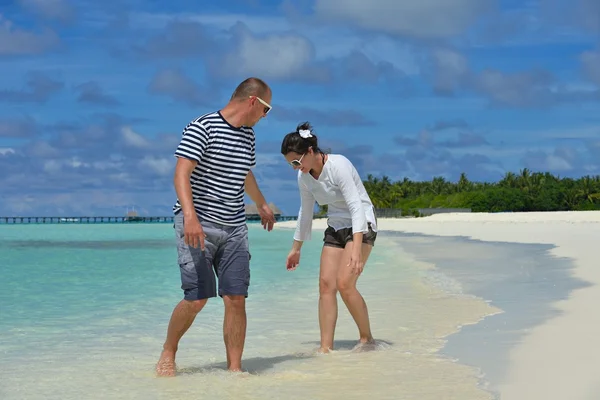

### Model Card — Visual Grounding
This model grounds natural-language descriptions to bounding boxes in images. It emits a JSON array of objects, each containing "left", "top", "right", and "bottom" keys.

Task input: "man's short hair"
[{"left": 230, "top": 77, "right": 270, "bottom": 101}]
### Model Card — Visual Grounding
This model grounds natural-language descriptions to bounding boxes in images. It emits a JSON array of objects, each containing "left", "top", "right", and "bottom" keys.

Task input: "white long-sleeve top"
[{"left": 293, "top": 154, "right": 377, "bottom": 242}]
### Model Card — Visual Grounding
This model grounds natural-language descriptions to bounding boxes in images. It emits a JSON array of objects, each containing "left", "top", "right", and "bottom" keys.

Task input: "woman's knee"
[
  {"left": 319, "top": 277, "right": 337, "bottom": 296},
  {"left": 337, "top": 276, "right": 356, "bottom": 295}
]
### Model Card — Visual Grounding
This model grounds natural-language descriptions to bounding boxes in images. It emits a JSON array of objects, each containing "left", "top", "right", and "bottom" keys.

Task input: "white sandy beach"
[{"left": 277, "top": 211, "right": 600, "bottom": 400}]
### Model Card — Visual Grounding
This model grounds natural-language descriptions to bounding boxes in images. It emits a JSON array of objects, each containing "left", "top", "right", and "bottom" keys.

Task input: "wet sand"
[{"left": 277, "top": 211, "right": 600, "bottom": 399}]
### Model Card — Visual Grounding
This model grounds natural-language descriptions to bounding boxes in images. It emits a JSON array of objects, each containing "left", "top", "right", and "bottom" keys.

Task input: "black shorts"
[{"left": 323, "top": 222, "right": 377, "bottom": 249}]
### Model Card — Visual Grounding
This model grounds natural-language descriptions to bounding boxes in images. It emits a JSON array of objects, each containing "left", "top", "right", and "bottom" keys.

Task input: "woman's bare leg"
[
  {"left": 337, "top": 242, "right": 374, "bottom": 344},
  {"left": 318, "top": 245, "right": 344, "bottom": 352}
]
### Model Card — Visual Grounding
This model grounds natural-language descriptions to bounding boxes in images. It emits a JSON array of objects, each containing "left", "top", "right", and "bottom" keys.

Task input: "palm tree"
[
  {"left": 578, "top": 176, "right": 600, "bottom": 203},
  {"left": 457, "top": 172, "right": 473, "bottom": 192}
]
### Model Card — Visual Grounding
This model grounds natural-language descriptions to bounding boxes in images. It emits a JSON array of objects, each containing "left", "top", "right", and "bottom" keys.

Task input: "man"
[{"left": 156, "top": 77, "right": 276, "bottom": 376}]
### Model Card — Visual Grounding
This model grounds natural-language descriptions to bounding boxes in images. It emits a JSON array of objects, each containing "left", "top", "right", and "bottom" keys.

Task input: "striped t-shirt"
[{"left": 172, "top": 111, "right": 256, "bottom": 226}]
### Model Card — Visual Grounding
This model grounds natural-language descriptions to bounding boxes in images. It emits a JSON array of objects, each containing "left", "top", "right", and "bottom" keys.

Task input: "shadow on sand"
[
  {"left": 177, "top": 339, "right": 393, "bottom": 375},
  {"left": 301, "top": 339, "right": 395, "bottom": 351},
  {"left": 178, "top": 353, "right": 314, "bottom": 375},
  {"left": 178, "top": 339, "right": 395, "bottom": 375}
]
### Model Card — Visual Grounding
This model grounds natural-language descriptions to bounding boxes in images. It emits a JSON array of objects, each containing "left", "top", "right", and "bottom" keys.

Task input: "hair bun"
[{"left": 298, "top": 129, "right": 313, "bottom": 138}]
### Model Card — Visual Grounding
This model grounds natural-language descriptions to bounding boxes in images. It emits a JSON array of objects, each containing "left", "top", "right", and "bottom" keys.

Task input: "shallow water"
[
  {"left": 384, "top": 231, "right": 588, "bottom": 397},
  {"left": 0, "top": 224, "right": 497, "bottom": 400}
]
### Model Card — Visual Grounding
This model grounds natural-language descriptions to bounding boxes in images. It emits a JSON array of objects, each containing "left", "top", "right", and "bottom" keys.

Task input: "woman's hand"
[
  {"left": 348, "top": 246, "right": 364, "bottom": 275},
  {"left": 286, "top": 249, "right": 301, "bottom": 271}
]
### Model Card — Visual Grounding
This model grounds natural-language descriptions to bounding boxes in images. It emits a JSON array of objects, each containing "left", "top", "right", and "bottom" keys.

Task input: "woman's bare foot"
[
  {"left": 317, "top": 346, "right": 331, "bottom": 354},
  {"left": 352, "top": 338, "right": 377, "bottom": 352},
  {"left": 156, "top": 350, "right": 177, "bottom": 377},
  {"left": 359, "top": 336, "right": 374, "bottom": 345}
]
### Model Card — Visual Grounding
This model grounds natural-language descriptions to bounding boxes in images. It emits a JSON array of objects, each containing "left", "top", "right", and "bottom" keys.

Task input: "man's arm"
[
  {"left": 174, "top": 157, "right": 198, "bottom": 220},
  {"left": 245, "top": 169, "right": 267, "bottom": 207},
  {"left": 172, "top": 120, "right": 209, "bottom": 248},
  {"left": 173, "top": 121, "right": 209, "bottom": 219},
  {"left": 245, "top": 170, "right": 275, "bottom": 231}
]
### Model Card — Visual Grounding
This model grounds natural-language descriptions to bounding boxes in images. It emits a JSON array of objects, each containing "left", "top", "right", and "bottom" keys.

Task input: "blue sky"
[{"left": 0, "top": 0, "right": 599, "bottom": 216}]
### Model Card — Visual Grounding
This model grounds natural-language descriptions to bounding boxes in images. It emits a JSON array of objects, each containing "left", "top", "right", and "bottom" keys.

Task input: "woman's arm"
[
  {"left": 293, "top": 178, "right": 316, "bottom": 246},
  {"left": 286, "top": 178, "right": 315, "bottom": 270},
  {"left": 332, "top": 157, "right": 367, "bottom": 273},
  {"left": 332, "top": 157, "right": 367, "bottom": 235}
]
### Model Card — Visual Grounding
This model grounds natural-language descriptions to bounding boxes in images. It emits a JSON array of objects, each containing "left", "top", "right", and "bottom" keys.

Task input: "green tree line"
[{"left": 316, "top": 169, "right": 600, "bottom": 216}]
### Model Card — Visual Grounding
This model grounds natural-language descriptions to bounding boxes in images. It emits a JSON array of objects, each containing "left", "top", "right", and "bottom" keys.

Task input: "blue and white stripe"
[{"left": 173, "top": 111, "right": 256, "bottom": 226}]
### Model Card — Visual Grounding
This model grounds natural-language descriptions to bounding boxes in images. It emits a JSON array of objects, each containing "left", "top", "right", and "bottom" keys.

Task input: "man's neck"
[{"left": 220, "top": 103, "right": 246, "bottom": 128}]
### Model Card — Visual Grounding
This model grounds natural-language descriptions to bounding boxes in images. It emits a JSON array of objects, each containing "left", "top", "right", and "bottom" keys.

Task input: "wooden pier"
[{"left": 0, "top": 215, "right": 298, "bottom": 225}]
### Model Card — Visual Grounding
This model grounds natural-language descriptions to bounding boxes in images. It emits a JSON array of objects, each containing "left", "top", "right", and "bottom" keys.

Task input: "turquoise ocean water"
[{"left": 0, "top": 222, "right": 497, "bottom": 400}]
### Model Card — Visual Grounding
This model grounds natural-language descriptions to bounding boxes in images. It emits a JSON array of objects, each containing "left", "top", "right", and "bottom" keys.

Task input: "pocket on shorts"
[
  {"left": 176, "top": 233, "right": 193, "bottom": 264},
  {"left": 245, "top": 254, "right": 251, "bottom": 286}
]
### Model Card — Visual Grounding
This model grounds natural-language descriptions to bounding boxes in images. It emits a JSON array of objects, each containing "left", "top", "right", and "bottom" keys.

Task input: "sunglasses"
[
  {"left": 250, "top": 96, "right": 272, "bottom": 115},
  {"left": 289, "top": 153, "right": 306, "bottom": 167}
]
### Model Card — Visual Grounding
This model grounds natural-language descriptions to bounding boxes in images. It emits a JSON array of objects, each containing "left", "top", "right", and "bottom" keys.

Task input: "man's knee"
[
  {"left": 185, "top": 298, "right": 208, "bottom": 314},
  {"left": 223, "top": 295, "right": 245, "bottom": 312}
]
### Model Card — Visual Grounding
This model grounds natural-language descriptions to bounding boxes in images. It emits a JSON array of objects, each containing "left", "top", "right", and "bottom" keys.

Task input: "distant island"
[
  {"left": 346, "top": 169, "right": 600, "bottom": 215},
  {"left": 2, "top": 169, "right": 599, "bottom": 224}
]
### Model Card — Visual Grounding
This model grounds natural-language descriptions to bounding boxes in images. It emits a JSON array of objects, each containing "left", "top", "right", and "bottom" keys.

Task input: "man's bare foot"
[
  {"left": 317, "top": 346, "right": 331, "bottom": 354},
  {"left": 156, "top": 350, "right": 177, "bottom": 377}
]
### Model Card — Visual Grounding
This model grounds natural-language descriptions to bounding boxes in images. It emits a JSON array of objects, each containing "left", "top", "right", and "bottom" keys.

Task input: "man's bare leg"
[
  {"left": 338, "top": 243, "right": 374, "bottom": 345},
  {"left": 222, "top": 295, "right": 246, "bottom": 371},
  {"left": 156, "top": 299, "right": 207, "bottom": 376},
  {"left": 318, "top": 246, "right": 344, "bottom": 353}
]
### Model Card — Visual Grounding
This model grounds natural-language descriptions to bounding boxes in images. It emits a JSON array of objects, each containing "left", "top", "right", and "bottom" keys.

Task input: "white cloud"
[
  {"left": 92, "top": 160, "right": 123, "bottom": 171},
  {"left": 68, "top": 158, "right": 88, "bottom": 168},
  {"left": 220, "top": 26, "right": 315, "bottom": 80},
  {"left": 256, "top": 153, "right": 284, "bottom": 166},
  {"left": 426, "top": 47, "right": 470, "bottom": 93},
  {"left": 0, "top": 147, "right": 15, "bottom": 155},
  {"left": 121, "top": 126, "right": 150, "bottom": 149},
  {"left": 581, "top": 50, "right": 600, "bottom": 86},
  {"left": 43, "top": 157, "right": 90, "bottom": 173},
  {"left": 18, "top": 0, "right": 74, "bottom": 21},
  {"left": 139, "top": 155, "right": 173, "bottom": 177},
  {"left": 314, "top": 0, "right": 493, "bottom": 38},
  {"left": 536, "top": 125, "right": 600, "bottom": 140},
  {"left": 148, "top": 68, "right": 207, "bottom": 105},
  {"left": 130, "top": 12, "right": 290, "bottom": 33},
  {"left": 43, "top": 159, "right": 62, "bottom": 173},
  {"left": 132, "top": 12, "right": 418, "bottom": 77},
  {"left": 29, "top": 141, "right": 61, "bottom": 158},
  {"left": 0, "top": 15, "right": 60, "bottom": 55},
  {"left": 545, "top": 154, "right": 573, "bottom": 170}
]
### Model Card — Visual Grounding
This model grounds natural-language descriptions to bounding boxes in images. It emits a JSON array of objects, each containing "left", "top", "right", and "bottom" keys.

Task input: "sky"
[{"left": 0, "top": 0, "right": 599, "bottom": 216}]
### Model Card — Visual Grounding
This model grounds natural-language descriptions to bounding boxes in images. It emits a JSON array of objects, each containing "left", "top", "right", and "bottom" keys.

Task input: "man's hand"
[
  {"left": 257, "top": 202, "right": 276, "bottom": 231},
  {"left": 245, "top": 171, "right": 275, "bottom": 231},
  {"left": 184, "top": 215, "right": 206, "bottom": 250}
]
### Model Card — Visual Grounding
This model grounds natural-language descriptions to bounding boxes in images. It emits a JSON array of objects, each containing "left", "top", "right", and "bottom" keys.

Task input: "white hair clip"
[{"left": 298, "top": 129, "right": 313, "bottom": 138}]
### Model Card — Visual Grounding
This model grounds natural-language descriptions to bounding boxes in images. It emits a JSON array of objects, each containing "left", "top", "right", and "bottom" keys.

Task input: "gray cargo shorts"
[{"left": 174, "top": 213, "right": 251, "bottom": 300}]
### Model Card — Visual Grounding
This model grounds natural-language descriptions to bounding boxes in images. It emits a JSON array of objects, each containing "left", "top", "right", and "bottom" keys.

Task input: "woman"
[{"left": 281, "top": 122, "right": 378, "bottom": 353}]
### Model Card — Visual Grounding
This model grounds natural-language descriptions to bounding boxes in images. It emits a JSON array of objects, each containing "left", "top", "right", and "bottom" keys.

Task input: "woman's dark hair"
[{"left": 280, "top": 121, "right": 323, "bottom": 155}]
